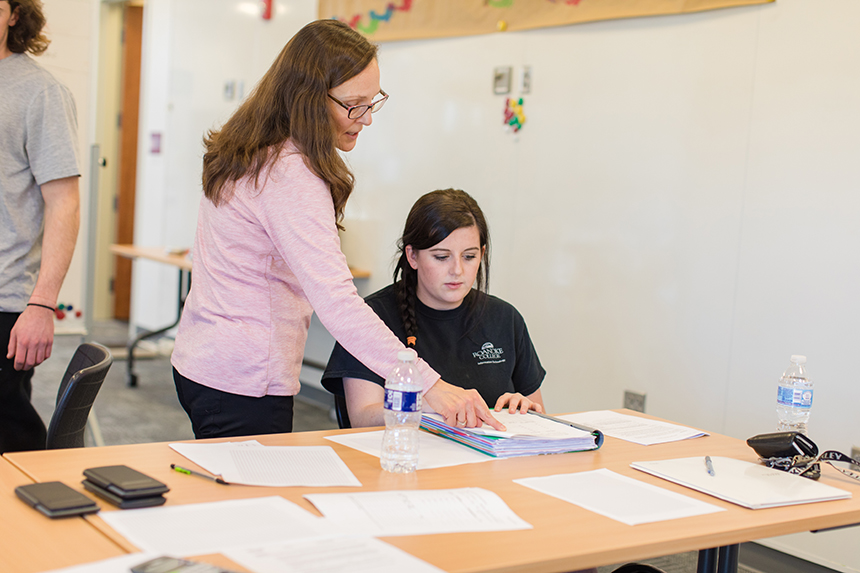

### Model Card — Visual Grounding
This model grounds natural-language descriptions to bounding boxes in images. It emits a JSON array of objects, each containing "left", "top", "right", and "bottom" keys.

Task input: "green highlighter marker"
[{"left": 170, "top": 463, "right": 230, "bottom": 485}]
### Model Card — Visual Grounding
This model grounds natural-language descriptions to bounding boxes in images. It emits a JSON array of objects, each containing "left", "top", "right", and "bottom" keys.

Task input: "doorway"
[{"left": 93, "top": 1, "right": 142, "bottom": 322}]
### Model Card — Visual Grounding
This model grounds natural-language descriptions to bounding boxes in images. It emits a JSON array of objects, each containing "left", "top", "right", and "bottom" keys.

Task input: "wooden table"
[
  {"left": 110, "top": 244, "right": 371, "bottom": 387},
  {"left": 5, "top": 414, "right": 860, "bottom": 573},
  {"left": 0, "top": 456, "right": 126, "bottom": 573}
]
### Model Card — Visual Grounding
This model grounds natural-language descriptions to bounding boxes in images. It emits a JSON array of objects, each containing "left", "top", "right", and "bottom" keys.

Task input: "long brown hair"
[
  {"left": 201, "top": 20, "right": 377, "bottom": 224},
  {"left": 394, "top": 189, "right": 491, "bottom": 346},
  {"left": 5, "top": 0, "right": 50, "bottom": 55}
]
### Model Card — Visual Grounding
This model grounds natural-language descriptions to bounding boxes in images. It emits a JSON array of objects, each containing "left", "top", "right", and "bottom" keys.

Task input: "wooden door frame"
[{"left": 113, "top": 3, "right": 143, "bottom": 320}]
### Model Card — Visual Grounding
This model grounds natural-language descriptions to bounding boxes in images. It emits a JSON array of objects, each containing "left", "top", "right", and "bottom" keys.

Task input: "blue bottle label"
[
  {"left": 777, "top": 386, "right": 813, "bottom": 409},
  {"left": 384, "top": 389, "right": 421, "bottom": 412}
]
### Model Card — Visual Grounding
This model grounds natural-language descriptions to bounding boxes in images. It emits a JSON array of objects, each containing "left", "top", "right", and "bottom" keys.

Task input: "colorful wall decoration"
[{"left": 319, "top": 0, "right": 774, "bottom": 42}]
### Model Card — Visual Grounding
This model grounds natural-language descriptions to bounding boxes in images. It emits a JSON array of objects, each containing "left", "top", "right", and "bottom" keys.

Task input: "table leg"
[
  {"left": 717, "top": 545, "right": 739, "bottom": 573},
  {"left": 697, "top": 544, "right": 739, "bottom": 573},
  {"left": 126, "top": 268, "right": 190, "bottom": 387},
  {"left": 697, "top": 548, "right": 718, "bottom": 573}
]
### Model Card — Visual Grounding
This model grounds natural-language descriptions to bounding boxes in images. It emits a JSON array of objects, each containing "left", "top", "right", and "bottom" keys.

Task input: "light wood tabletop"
[
  {"left": 0, "top": 456, "right": 126, "bottom": 573},
  {"left": 109, "top": 243, "right": 371, "bottom": 278},
  {"left": 110, "top": 244, "right": 193, "bottom": 271},
  {"left": 5, "top": 412, "right": 860, "bottom": 573}
]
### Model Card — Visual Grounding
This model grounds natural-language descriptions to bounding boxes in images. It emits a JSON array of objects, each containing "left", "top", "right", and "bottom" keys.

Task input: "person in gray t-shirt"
[{"left": 0, "top": 0, "right": 80, "bottom": 453}]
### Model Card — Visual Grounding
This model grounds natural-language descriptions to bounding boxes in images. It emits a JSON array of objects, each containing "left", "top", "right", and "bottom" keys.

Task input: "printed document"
[
  {"left": 325, "top": 430, "right": 492, "bottom": 469},
  {"left": 514, "top": 468, "right": 724, "bottom": 525},
  {"left": 170, "top": 442, "right": 361, "bottom": 486},
  {"left": 462, "top": 411, "right": 594, "bottom": 439},
  {"left": 225, "top": 537, "right": 446, "bottom": 573},
  {"left": 304, "top": 487, "right": 532, "bottom": 536},
  {"left": 560, "top": 410, "right": 707, "bottom": 445},
  {"left": 99, "top": 496, "right": 336, "bottom": 555}
]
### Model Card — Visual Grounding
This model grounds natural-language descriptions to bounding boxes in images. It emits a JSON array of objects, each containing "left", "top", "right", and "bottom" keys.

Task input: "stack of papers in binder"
[{"left": 420, "top": 411, "right": 603, "bottom": 458}]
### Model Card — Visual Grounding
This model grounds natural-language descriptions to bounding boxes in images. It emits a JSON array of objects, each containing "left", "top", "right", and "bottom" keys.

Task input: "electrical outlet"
[
  {"left": 521, "top": 65, "right": 532, "bottom": 94},
  {"left": 851, "top": 447, "right": 860, "bottom": 472},
  {"left": 624, "top": 391, "right": 646, "bottom": 413}
]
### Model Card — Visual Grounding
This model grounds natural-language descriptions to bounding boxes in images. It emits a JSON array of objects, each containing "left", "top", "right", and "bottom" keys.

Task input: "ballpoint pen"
[
  {"left": 170, "top": 463, "right": 230, "bottom": 485},
  {"left": 704, "top": 456, "right": 715, "bottom": 476}
]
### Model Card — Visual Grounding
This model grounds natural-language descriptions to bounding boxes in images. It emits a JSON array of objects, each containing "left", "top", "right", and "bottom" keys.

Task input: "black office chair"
[
  {"left": 334, "top": 393, "right": 351, "bottom": 429},
  {"left": 611, "top": 564, "right": 666, "bottom": 573},
  {"left": 46, "top": 342, "right": 113, "bottom": 449}
]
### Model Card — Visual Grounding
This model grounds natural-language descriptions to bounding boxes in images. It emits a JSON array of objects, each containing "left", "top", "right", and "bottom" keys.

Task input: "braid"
[{"left": 394, "top": 257, "right": 419, "bottom": 346}]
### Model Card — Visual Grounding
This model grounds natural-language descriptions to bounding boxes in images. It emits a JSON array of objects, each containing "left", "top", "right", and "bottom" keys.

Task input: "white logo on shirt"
[{"left": 473, "top": 342, "right": 505, "bottom": 365}]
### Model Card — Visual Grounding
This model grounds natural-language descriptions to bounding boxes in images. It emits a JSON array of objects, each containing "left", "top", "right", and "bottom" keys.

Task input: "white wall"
[
  {"left": 39, "top": 0, "right": 99, "bottom": 333},
  {"left": 133, "top": 1, "right": 860, "bottom": 569},
  {"left": 132, "top": 0, "right": 317, "bottom": 331}
]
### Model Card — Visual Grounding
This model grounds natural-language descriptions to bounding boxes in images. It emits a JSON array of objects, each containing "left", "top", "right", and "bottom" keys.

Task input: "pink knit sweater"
[{"left": 171, "top": 143, "right": 440, "bottom": 397}]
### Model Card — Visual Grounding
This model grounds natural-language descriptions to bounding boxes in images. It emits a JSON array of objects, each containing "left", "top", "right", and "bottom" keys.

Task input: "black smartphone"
[
  {"left": 81, "top": 479, "right": 167, "bottom": 509},
  {"left": 15, "top": 481, "right": 100, "bottom": 518},
  {"left": 82, "top": 465, "right": 169, "bottom": 499},
  {"left": 131, "top": 556, "right": 242, "bottom": 573}
]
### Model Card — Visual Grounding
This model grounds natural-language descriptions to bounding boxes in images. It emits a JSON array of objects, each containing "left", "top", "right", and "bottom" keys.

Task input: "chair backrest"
[
  {"left": 333, "top": 393, "right": 351, "bottom": 429},
  {"left": 611, "top": 564, "right": 667, "bottom": 573},
  {"left": 46, "top": 342, "right": 113, "bottom": 449}
]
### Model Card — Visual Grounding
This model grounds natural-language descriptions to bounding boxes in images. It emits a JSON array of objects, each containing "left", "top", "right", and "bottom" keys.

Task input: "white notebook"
[{"left": 631, "top": 456, "right": 851, "bottom": 509}]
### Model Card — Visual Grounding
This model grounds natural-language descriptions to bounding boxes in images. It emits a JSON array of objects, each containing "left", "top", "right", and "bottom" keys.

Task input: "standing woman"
[{"left": 171, "top": 20, "right": 502, "bottom": 438}]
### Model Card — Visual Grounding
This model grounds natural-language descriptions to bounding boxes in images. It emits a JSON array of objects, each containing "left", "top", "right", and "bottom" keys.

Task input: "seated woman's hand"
[
  {"left": 424, "top": 380, "right": 506, "bottom": 431},
  {"left": 494, "top": 392, "right": 544, "bottom": 414}
]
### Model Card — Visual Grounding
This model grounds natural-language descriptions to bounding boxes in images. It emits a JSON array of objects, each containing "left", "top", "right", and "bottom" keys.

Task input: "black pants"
[
  {"left": 173, "top": 367, "right": 293, "bottom": 439},
  {"left": 0, "top": 312, "right": 47, "bottom": 453}
]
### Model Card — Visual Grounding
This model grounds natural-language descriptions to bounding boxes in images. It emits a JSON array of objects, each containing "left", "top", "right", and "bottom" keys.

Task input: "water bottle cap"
[
  {"left": 790, "top": 355, "right": 807, "bottom": 364},
  {"left": 397, "top": 349, "right": 416, "bottom": 362}
]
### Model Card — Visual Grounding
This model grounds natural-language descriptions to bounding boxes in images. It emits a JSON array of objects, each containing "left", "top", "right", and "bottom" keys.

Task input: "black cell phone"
[
  {"left": 131, "top": 556, "right": 242, "bottom": 573},
  {"left": 81, "top": 479, "right": 167, "bottom": 509},
  {"left": 15, "top": 481, "right": 100, "bottom": 518},
  {"left": 82, "top": 465, "right": 169, "bottom": 499},
  {"left": 746, "top": 431, "right": 818, "bottom": 459}
]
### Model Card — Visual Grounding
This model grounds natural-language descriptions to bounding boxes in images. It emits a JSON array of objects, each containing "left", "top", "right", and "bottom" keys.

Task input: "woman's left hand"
[{"left": 494, "top": 393, "right": 544, "bottom": 414}]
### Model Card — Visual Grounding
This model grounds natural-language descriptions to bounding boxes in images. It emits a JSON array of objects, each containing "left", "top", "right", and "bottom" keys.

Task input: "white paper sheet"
[
  {"left": 170, "top": 442, "right": 361, "bottom": 486},
  {"left": 560, "top": 410, "right": 707, "bottom": 445},
  {"left": 325, "top": 430, "right": 493, "bottom": 469},
  {"left": 304, "top": 487, "right": 532, "bottom": 536},
  {"left": 514, "top": 468, "right": 724, "bottom": 525},
  {"left": 99, "top": 496, "right": 337, "bottom": 555},
  {"left": 225, "top": 536, "right": 446, "bottom": 573},
  {"left": 40, "top": 553, "right": 160, "bottom": 573},
  {"left": 169, "top": 440, "right": 262, "bottom": 476},
  {"left": 459, "top": 411, "right": 594, "bottom": 439}
]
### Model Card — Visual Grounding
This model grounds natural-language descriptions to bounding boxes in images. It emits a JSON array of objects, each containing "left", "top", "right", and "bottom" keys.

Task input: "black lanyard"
[{"left": 761, "top": 449, "right": 860, "bottom": 482}]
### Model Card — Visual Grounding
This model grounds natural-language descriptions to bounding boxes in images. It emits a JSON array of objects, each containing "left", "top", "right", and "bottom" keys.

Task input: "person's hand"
[
  {"left": 494, "top": 392, "right": 544, "bottom": 414},
  {"left": 424, "top": 380, "right": 506, "bottom": 431},
  {"left": 7, "top": 306, "right": 55, "bottom": 370}
]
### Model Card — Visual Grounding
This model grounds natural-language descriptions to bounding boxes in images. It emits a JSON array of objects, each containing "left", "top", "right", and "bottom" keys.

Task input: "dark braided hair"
[{"left": 393, "top": 189, "right": 490, "bottom": 346}]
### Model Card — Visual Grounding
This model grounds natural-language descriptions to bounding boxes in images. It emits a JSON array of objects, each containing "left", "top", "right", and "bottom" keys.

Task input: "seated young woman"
[{"left": 322, "top": 188, "right": 545, "bottom": 428}]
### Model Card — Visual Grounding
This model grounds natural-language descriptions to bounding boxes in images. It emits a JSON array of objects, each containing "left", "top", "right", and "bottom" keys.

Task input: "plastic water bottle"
[
  {"left": 776, "top": 355, "right": 814, "bottom": 434},
  {"left": 381, "top": 350, "right": 422, "bottom": 473}
]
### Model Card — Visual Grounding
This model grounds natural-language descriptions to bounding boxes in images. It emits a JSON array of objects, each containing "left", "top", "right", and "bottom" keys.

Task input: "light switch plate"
[{"left": 494, "top": 66, "right": 512, "bottom": 95}]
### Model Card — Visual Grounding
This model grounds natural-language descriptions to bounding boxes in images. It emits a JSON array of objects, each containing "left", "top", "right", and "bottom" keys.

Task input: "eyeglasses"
[{"left": 328, "top": 89, "right": 389, "bottom": 119}]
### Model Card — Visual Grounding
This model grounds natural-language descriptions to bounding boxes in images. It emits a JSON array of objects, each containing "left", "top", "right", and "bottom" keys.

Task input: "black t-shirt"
[{"left": 322, "top": 285, "right": 545, "bottom": 407}]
